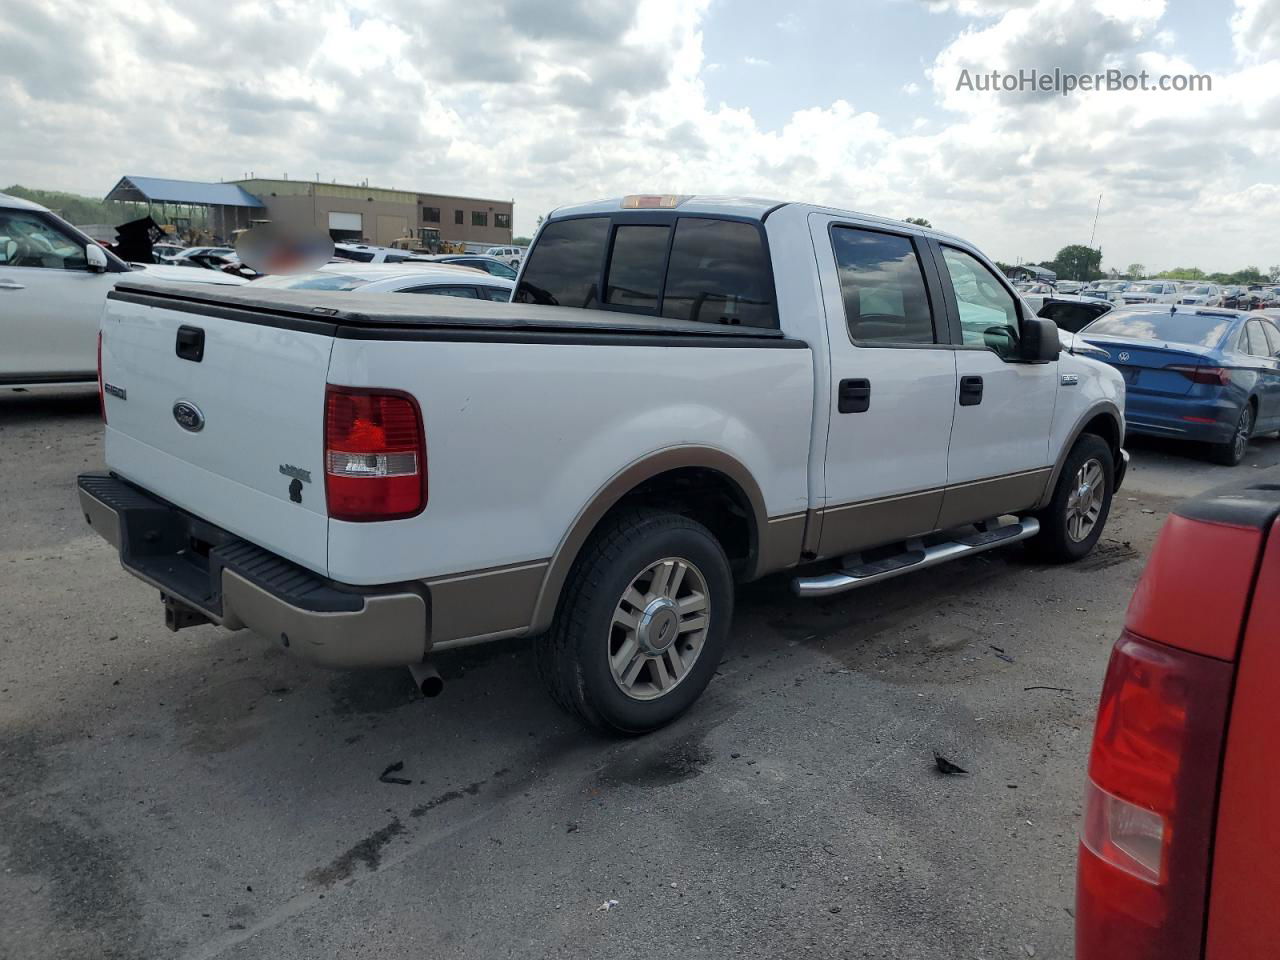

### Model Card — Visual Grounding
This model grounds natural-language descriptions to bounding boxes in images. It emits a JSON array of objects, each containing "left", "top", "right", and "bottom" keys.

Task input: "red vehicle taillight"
[
  {"left": 97, "top": 331, "right": 106, "bottom": 423},
  {"left": 1167, "top": 364, "right": 1231, "bottom": 386},
  {"left": 1076, "top": 514, "right": 1253, "bottom": 960},
  {"left": 324, "top": 386, "right": 426, "bottom": 522}
]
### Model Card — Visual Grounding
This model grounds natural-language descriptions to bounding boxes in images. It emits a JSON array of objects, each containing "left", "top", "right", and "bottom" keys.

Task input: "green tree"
[
  {"left": 512, "top": 236, "right": 532, "bottom": 246},
  {"left": 1126, "top": 263, "right": 1146, "bottom": 279},
  {"left": 1047, "top": 244, "right": 1103, "bottom": 282},
  {"left": 1156, "top": 267, "right": 1206, "bottom": 280},
  {"left": 904, "top": 216, "right": 932, "bottom": 228},
  {"left": 3, "top": 184, "right": 129, "bottom": 225}
]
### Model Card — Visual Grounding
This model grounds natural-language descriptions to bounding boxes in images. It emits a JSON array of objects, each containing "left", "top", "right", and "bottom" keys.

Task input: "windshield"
[
  {"left": 249, "top": 272, "right": 369, "bottom": 291},
  {"left": 1084, "top": 308, "right": 1234, "bottom": 347},
  {"left": 1191, "top": 286, "right": 1211, "bottom": 294}
]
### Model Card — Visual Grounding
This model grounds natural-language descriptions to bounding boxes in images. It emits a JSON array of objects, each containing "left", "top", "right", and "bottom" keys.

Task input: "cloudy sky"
[{"left": 2, "top": 0, "right": 1278, "bottom": 272}]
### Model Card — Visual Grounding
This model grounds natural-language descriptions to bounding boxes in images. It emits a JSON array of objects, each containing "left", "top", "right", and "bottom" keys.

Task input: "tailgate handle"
[{"left": 175, "top": 325, "right": 205, "bottom": 362}]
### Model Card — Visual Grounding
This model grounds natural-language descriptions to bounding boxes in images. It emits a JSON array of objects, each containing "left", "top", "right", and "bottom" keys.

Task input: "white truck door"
[
  {"left": 929, "top": 241, "right": 1058, "bottom": 527},
  {"left": 808, "top": 214, "right": 958, "bottom": 558},
  {"left": 0, "top": 206, "right": 116, "bottom": 383}
]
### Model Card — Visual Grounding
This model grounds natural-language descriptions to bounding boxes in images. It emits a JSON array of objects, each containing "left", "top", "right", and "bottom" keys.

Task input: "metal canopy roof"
[{"left": 105, "top": 176, "right": 265, "bottom": 208}]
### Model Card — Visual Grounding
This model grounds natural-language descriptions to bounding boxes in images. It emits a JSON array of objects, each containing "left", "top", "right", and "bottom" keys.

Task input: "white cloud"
[
  {"left": 0, "top": 0, "right": 1277, "bottom": 271},
  {"left": 1231, "top": 0, "right": 1280, "bottom": 63},
  {"left": 743, "top": 56, "right": 771, "bottom": 66},
  {"left": 903, "top": 81, "right": 922, "bottom": 94}
]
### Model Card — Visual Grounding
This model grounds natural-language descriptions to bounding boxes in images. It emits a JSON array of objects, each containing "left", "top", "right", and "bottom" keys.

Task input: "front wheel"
[
  {"left": 1209, "top": 403, "right": 1254, "bottom": 466},
  {"left": 536, "top": 509, "right": 734, "bottom": 735},
  {"left": 1027, "top": 435, "right": 1114, "bottom": 564}
]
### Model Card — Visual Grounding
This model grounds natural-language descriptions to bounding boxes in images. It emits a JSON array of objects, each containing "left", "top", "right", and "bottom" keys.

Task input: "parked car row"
[{"left": 0, "top": 191, "right": 516, "bottom": 388}]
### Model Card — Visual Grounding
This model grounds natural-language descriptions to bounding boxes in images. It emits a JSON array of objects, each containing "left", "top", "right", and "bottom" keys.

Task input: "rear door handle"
[
  {"left": 959, "top": 375, "right": 984, "bottom": 406},
  {"left": 175, "top": 325, "right": 205, "bottom": 362},
  {"left": 0, "top": 279, "right": 24, "bottom": 290},
  {"left": 838, "top": 378, "right": 871, "bottom": 414}
]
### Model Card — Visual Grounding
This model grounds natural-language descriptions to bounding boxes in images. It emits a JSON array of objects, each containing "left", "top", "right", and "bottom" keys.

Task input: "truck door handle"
[
  {"left": 838, "top": 378, "right": 871, "bottom": 414},
  {"left": 0, "top": 279, "right": 24, "bottom": 290},
  {"left": 175, "top": 325, "right": 205, "bottom": 362},
  {"left": 959, "top": 375, "right": 984, "bottom": 406}
]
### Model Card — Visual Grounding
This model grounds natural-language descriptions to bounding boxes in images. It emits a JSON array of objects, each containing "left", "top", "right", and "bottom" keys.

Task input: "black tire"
[
  {"left": 535, "top": 508, "right": 733, "bottom": 735},
  {"left": 1209, "top": 402, "right": 1254, "bottom": 466},
  {"left": 1027, "top": 434, "right": 1114, "bottom": 564}
]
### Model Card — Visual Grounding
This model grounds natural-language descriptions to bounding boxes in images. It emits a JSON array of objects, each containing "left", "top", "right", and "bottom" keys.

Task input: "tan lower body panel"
[
  {"left": 817, "top": 488, "right": 944, "bottom": 558},
  {"left": 936, "top": 469, "right": 1052, "bottom": 529},
  {"left": 424, "top": 560, "right": 549, "bottom": 647},
  {"left": 755, "top": 512, "right": 807, "bottom": 577},
  {"left": 813, "top": 468, "right": 1053, "bottom": 560},
  {"left": 221, "top": 570, "right": 428, "bottom": 668}
]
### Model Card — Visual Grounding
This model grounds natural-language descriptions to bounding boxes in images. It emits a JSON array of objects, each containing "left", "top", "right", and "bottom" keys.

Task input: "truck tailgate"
[{"left": 100, "top": 292, "right": 333, "bottom": 575}]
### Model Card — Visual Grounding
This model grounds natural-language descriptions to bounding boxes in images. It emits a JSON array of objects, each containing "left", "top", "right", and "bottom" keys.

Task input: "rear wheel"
[
  {"left": 536, "top": 509, "right": 733, "bottom": 735},
  {"left": 1027, "top": 434, "right": 1114, "bottom": 564},
  {"left": 1209, "top": 402, "right": 1254, "bottom": 466}
]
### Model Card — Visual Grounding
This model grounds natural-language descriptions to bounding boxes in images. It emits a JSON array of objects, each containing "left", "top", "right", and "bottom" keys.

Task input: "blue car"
[{"left": 1080, "top": 305, "right": 1280, "bottom": 465}]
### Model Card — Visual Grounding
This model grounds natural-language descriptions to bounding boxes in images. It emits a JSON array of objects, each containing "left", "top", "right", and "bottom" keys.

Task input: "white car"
[
  {"left": 332, "top": 242, "right": 432, "bottom": 264},
  {"left": 0, "top": 192, "right": 246, "bottom": 389},
  {"left": 1119, "top": 281, "right": 1180, "bottom": 305},
  {"left": 249, "top": 262, "right": 513, "bottom": 300},
  {"left": 80, "top": 193, "right": 1125, "bottom": 733},
  {"left": 162, "top": 245, "right": 237, "bottom": 264},
  {"left": 1179, "top": 283, "right": 1222, "bottom": 306},
  {"left": 1054, "top": 280, "right": 1083, "bottom": 294},
  {"left": 484, "top": 245, "right": 524, "bottom": 267}
]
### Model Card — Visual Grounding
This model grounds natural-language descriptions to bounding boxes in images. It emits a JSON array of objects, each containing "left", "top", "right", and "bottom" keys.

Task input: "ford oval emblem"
[
  {"left": 172, "top": 400, "right": 205, "bottom": 432},
  {"left": 1117, "top": 351, "right": 1130, "bottom": 362}
]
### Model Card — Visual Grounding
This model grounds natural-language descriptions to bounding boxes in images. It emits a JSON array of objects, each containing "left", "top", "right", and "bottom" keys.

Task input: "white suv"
[
  {"left": 484, "top": 245, "right": 524, "bottom": 267},
  {"left": 0, "top": 192, "right": 245, "bottom": 389}
]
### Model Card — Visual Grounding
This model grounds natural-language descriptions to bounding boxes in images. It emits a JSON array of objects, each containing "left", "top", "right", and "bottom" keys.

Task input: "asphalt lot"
[{"left": 4, "top": 388, "right": 1278, "bottom": 960}]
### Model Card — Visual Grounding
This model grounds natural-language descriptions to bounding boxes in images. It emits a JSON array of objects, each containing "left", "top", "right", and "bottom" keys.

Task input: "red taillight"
[
  {"left": 1076, "top": 632, "right": 1233, "bottom": 959},
  {"left": 97, "top": 330, "right": 106, "bottom": 423},
  {"left": 1167, "top": 364, "right": 1231, "bottom": 386},
  {"left": 324, "top": 386, "right": 426, "bottom": 522}
]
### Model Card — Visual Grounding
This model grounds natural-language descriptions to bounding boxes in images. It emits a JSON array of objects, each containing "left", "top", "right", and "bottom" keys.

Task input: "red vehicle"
[{"left": 1076, "top": 476, "right": 1280, "bottom": 958}]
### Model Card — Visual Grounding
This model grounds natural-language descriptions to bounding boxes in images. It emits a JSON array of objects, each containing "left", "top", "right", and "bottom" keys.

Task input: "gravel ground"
[{"left": 4, "top": 387, "right": 1277, "bottom": 960}]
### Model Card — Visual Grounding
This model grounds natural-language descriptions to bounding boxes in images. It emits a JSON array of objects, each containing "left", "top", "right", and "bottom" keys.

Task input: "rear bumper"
[
  {"left": 1124, "top": 393, "right": 1239, "bottom": 444},
  {"left": 77, "top": 473, "right": 428, "bottom": 668}
]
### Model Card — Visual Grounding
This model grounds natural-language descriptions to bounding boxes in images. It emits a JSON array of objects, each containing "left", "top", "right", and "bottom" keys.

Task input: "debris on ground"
[
  {"left": 566, "top": 822, "right": 579, "bottom": 834},
  {"left": 933, "top": 752, "right": 969, "bottom": 776},
  {"left": 597, "top": 899, "right": 620, "bottom": 912},
  {"left": 378, "top": 761, "right": 412, "bottom": 786},
  {"left": 994, "top": 652, "right": 1016, "bottom": 664},
  {"left": 1024, "top": 686, "right": 1073, "bottom": 693}
]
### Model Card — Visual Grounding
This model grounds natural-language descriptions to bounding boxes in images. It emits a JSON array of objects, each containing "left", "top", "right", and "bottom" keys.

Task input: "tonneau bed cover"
[{"left": 108, "top": 280, "right": 797, "bottom": 341}]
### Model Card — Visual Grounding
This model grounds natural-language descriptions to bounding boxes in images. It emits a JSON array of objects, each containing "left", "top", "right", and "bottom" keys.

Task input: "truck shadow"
[{"left": 0, "top": 388, "right": 99, "bottom": 424}]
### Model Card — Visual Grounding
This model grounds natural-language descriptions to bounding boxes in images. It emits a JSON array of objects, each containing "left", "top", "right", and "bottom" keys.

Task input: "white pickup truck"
[{"left": 79, "top": 195, "right": 1126, "bottom": 733}]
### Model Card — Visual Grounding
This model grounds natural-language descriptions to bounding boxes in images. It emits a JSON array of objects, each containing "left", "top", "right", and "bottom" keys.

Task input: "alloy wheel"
[
  {"left": 1066, "top": 458, "right": 1106, "bottom": 543},
  {"left": 608, "top": 557, "right": 710, "bottom": 701}
]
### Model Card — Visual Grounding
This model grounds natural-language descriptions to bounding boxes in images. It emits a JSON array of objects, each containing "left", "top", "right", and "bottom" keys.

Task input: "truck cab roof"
[{"left": 548, "top": 195, "right": 966, "bottom": 245}]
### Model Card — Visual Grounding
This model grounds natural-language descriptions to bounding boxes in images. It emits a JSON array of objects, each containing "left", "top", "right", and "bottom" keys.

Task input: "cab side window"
[
  {"left": 941, "top": 246, "right": 1020, "bottom": 357},
  {"left": 830, "top": 227, "right": 936, "bottom": 344},
  {"left": 0, "top": 210, "right": 88, "bottom": 270},
  {"left": 1245, "top": 321, "right": 1272, "bottom": 358}
]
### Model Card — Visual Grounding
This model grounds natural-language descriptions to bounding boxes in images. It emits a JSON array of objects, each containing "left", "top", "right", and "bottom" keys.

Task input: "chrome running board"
[{"left": 791, "top": 517, "right": 1040, "bottom": 598}]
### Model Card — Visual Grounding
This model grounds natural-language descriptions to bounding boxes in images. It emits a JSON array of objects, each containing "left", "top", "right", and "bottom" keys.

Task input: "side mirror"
[
  {"left": 85, "top": 244, "right": 108, "bottom": 273},
  {"left": 1020, "top": 315, "right": 1060, "bottom": 363}
]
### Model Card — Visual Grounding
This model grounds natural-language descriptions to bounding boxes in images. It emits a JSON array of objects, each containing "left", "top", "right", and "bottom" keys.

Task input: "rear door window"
[
  {"left": 605, "top": 225, "right": 670, "bottom": 310},
  {"left": 831, "top": 227, "right": 936, "bottom": 344},
  {"left": 1246, "top": 321, "right": 1271, "bottom": 357},
  {"left": 660, "top": 218, "right": 774, "bottom": 328},
  {"left": 1262, "top": 321, "right": 1280, "bottom": 357},
  {"left": 515, "top": 217, "right": 608, "bottom": 307}
]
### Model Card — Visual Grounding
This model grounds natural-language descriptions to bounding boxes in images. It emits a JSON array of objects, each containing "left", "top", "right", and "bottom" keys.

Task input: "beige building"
[{"left": 232, "top": 178, "right": 514, "bottom": 247}]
